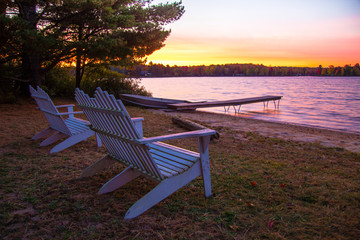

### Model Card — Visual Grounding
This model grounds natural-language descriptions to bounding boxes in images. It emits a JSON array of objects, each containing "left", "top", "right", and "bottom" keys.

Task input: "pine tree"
[{"left": 1, "top": 0, "right": 184, "bottom": 92}]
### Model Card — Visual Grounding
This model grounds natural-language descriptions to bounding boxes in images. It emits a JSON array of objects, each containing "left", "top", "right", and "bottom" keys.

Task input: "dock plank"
[{"left": 167, "top": 95, "right": 282, "bottom": 111}]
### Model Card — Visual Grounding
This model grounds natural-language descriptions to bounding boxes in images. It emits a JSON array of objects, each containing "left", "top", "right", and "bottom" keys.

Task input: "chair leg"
[
  {"left": 32, "top": 128, "right": 56, "bottom": 140},
  {"left": 49, "top": 130, "right": 94, "bottom": 153},
  {"left": 80, "top": 155, "right": 116, "bottom": 178},
  {"left": 199, "top": 135, "right": 212, "bottom": 197},
  {"left": 98, "top": 167, "right": 141, "bottom": 194},
  {"left": 124, "top": 161, "right": 201, "bottom": 220},
  {"left": 40, "top": 132, "right": 67, "bottom": 147},
  {"left": 96, "top": 134, "right": 102, "bottom": 147}
]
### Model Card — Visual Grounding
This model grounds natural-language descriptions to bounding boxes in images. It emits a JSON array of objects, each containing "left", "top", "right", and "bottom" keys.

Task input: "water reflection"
[{"left": 140, "top": 76, "right": 360, "bottom": 133}]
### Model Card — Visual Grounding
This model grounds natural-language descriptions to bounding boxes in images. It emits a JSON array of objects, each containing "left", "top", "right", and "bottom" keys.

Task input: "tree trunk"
[
  {"left": 75, "top": 27, "right": 84, "bottom": 88},
  {"left": 22, "top": 50, "right": 42, "bottom": 86},
  {"left": 172, "top": 117, "right": 220, "bottom": 140},
  {"left": 75, "top": 49, "right": 82, "bottom": 88},
  {"left": 17, "top": 1, "right": 42, "bottom": 94}
]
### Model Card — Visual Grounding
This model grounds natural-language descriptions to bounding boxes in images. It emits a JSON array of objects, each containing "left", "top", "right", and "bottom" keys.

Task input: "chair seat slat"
[
  {"left": 65, "top": 118, "right": 89, "bottom": 128},
  {"left": 64, "top": 118, "right": 90, "bottom": 134},
  {"left": 72, "top": 117, "right": 90, "bottom": 124},
  {"left": 158, "top": 171, "right": 173, "bottom": 178},
  {"left": 153, "top": 155, "right": 188, "bottom": 173},
  {"left": 149, "top": 142, "right": 199, "bottom": 161},
  {"left": 157, "top": 165, "right": 179, "bottom": 177},
  {"left": 150, "top": 150, "right": 197, "bottom": 168}
]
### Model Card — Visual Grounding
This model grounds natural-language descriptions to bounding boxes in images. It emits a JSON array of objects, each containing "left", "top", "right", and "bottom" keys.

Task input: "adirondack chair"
[
  {"left": 75, "top": 87, "right": 216, "bottom": 219},
  {"left": 29, "top": 86, "right": 101, "bottom": 153}
]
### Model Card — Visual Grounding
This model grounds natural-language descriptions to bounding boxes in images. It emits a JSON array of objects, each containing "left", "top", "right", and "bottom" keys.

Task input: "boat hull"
[{"left": 120, "top": 94, "right": 191, "bottom": 109}]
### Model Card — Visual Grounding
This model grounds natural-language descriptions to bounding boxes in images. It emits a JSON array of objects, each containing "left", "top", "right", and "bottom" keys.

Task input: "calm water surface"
[{"left": 140, "top": 77, "right": 360, "bottom": 133}]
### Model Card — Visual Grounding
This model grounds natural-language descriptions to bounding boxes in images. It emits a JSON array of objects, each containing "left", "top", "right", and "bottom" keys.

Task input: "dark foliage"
[
  {"left": 134, "top": 63, "right": 360, "bottom": 77},
  {"left": 0, "top": 0, "right": 183, "bottom": 101}
]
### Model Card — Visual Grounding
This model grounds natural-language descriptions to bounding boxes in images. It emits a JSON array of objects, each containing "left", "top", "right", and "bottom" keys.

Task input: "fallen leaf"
[
  {"left": 229, "top": 225, "right": 239, "bottom": 231},
  {"left": 13, "top": 205, "right": 37, "bottom": 216},
  {"left": 267, "top": 221, "right": 275, "bottom": 229}
]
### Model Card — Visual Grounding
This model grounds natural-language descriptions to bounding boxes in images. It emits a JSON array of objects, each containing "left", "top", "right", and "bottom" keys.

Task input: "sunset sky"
[{"left": 147, "top": 0, "right": 360, "bottom": 67}]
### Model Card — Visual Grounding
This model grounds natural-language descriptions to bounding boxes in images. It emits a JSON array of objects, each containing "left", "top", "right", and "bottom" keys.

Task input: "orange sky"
[{"left": 148, "top": 0, "right": 360, "bottom": 67}]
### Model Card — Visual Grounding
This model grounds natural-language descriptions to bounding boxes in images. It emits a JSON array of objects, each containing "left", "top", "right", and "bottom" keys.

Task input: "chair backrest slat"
[
  {"left": 99, "top": 90, "right": 138, "bottom": 139},
  {"left": 92, "top": 90, "right": 151, "bottom": 171},
  {"left": 75, "top": 88, "right": 163, "bottom": 180},
  {"left": 30, "top": 86, "right": 71, "bottom": 135}
]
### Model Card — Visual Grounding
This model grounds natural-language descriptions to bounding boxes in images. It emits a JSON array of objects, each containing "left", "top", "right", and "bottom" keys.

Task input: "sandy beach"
[
  {"left": 1, "top": 99, "right": 359, "bottom": 153},
  {"left": 151, "top": 109, "right": 360, "bottom": 153}
]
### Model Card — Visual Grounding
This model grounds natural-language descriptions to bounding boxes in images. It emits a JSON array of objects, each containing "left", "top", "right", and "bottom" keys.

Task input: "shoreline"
[
  {"left": 199, "top": 108, "right": 360, "bottom": 135},
  {"left": 150, "top": 109, "right": 360, "bottom": 153},
  {"left": 1, "top": 99, "right": 359, "bottom": 153}
]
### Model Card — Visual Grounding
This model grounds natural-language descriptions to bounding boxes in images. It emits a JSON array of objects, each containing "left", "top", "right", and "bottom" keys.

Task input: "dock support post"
[
  {"left": 224, "top": 105, "right": 231, "bottom": 112},
  {"left": 233, "top": 105, "right": 241, "bottom": 113},
  {"left": 272, "top": 99, "right": 281, "bottom": 109},
  {"left": 263, "top": 101, "right": 270, "bottom": 108}
]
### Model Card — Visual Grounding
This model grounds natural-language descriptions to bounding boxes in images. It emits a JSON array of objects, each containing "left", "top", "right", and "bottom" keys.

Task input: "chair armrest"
[
  {"left": 131, "top": 117, "right": 144, "bottom": 122},
  {"left": 137, "top": 129, "right": 216, "bottom": 144},
  {"left": 56, "top": 104, "right": 78, "bottom": 117},
  {"left": 56, "top": 104, "right": 75, "bottom": 108},
  {"left": 37, "top": 108, "right": 82, "bottom": 117},
  {"left": 58, "top": 111, "right": 84, "bottom": 116}
]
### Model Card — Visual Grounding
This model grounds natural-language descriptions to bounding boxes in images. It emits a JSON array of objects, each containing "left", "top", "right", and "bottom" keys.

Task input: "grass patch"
[{"left": 0, "top": 100, "right": 359, "bottom": 239}]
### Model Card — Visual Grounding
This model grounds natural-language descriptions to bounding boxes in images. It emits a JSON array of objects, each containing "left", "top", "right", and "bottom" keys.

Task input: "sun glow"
[{"left": 147, "top": 35, "right": 360, "bottom": 67}]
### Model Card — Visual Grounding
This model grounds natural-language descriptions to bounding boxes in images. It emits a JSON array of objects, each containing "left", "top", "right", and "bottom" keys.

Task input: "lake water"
[{"left": 140, "top": 76, "right": 360, "bottom": 133}]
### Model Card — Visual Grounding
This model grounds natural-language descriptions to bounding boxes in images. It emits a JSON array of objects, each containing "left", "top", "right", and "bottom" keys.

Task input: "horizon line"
[{"left": 145, "top": 61, "right": 359, "bottom": 68}]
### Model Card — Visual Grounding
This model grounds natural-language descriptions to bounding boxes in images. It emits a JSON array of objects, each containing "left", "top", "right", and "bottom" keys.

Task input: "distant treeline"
[{"left": 124, "top": 63, "right": 360, "bottom": 77}]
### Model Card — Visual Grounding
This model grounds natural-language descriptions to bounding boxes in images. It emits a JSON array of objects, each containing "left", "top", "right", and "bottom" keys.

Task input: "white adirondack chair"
[
  {"left": 75, "top": 87, "right": 216, "bottom": 219},
  {"left": 29, "top": 86, "right": 101, "bottom": 153}
]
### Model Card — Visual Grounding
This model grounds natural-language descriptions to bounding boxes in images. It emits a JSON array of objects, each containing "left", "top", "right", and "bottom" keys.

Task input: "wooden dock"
[{"left": 167, "top": 95, "right": 282, "bottom": 112}]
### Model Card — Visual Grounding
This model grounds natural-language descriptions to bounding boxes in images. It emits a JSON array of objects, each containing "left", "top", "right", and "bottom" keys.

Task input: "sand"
[
  {"left": 1, "top": 99, "right": 359, "bottom": 153},
  {"left": 150, "top": 109, "right": 360, "bottom": 153}
]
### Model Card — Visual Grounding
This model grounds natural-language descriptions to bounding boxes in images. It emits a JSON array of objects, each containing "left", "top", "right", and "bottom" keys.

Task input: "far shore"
[{"left": 150, "top": 109, "right": 360, "bottom": 153}]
